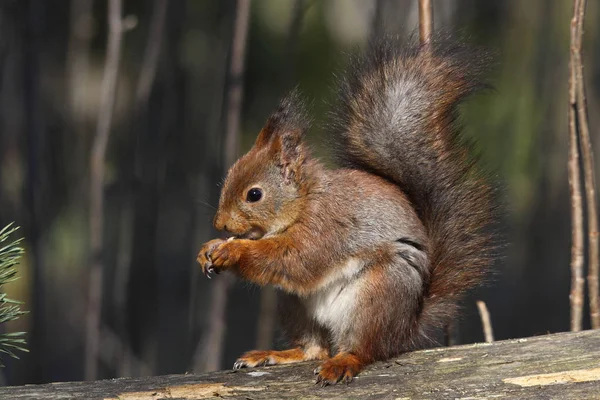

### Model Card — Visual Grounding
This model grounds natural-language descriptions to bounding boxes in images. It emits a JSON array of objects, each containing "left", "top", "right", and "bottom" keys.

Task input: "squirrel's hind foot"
[{"left": 314, "top": 352, "right": 364, "bottom": 386}]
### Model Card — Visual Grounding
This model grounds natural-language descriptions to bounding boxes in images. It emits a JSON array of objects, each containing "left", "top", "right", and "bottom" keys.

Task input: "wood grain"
[{"left": 3, "top": 330, "right": 600, "bottom": 399}]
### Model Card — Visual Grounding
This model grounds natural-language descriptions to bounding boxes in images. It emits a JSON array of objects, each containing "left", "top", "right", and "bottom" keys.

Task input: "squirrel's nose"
[{"left": 214, "top": 213, "right": 225, "bottom": 231}]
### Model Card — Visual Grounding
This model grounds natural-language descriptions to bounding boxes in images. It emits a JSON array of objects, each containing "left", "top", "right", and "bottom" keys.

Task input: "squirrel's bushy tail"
[{"left": 330, "top": 35, "right": 498, "bottom": 344}]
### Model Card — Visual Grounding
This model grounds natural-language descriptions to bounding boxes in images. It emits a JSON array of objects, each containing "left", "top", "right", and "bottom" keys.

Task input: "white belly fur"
[{"left": 303, "top": 258, "right": 364, "bottom": 341}]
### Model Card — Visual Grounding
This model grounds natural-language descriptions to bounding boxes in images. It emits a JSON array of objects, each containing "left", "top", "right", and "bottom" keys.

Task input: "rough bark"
[{"left": 3, "top": 330, "right": 600, "bottom": 399}]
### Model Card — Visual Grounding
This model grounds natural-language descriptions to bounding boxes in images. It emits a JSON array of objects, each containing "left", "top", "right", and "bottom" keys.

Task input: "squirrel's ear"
[
  {"left": 254, "top": 90, "right": 311, "bottom": 184},
  {"left": 255, "top": 127, "right": 273, "bottom": 148},
  {"left": 270, "top": 129, "right": 306, "bottom": 184}
]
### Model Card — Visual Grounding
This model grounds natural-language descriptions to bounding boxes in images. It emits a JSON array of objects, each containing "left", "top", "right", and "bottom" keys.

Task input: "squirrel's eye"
[{"left": 246, "top": 187, "right": 263, "bottom": 203}]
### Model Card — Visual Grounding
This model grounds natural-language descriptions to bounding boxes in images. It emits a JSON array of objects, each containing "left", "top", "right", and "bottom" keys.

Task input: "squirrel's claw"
[
  {"left": 314, "top": 366, "right": 332, "bottom": 387},
  {"left": 197, "top": 238, "right": 226, "bottom": 279},
  {"left": 314, "top": 354, "right": 360, "bottom": 386},
  {"left": 315, "top": 374, "right": 334, "bottom": 387}
]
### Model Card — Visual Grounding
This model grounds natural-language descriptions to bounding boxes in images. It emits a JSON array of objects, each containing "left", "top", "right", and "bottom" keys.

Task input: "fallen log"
[{"left": 2, "top": 329, "right": 599, "bottom": 399}]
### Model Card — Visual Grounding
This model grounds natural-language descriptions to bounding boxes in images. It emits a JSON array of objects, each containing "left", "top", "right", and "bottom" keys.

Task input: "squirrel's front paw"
[
  {"left": 210, "top": 239, "right": 244, "bottom": 270},
  {"left": 197, "top": 238, "right": 226, "bottom": 278}
]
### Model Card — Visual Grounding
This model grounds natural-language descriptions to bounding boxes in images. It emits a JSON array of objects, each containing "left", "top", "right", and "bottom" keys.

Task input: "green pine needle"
[{"left": 0, "top": 223, "right": 28, "bottom": 367}]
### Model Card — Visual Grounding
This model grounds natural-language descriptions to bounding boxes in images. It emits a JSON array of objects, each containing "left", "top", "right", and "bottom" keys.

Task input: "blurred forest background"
[{"left": 0, "top": 0, "right": 598, "bottom": 386}]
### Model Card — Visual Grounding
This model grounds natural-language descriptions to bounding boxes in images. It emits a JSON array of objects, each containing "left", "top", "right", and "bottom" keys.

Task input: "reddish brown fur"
[
  {"left": 315, "top": 353, "right": 365, "bottom": 386},
  {"left": 198, "top": 37, "right": 497, "bottom": 385},
  {"left": 354, "top": 262, "right": 416, "bottom": 361},
  {"left": 234, "top": 347, "right": 329, "bottom": 369}
]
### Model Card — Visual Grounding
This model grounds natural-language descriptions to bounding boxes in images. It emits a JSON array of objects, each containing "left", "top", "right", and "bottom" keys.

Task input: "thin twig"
[
  {"left": 188, "top": 23, "right": 229, "bottom": 364},
  {"left": 284, "top": 0, "right": 305, "bottom": 85},
  {"left": 64, "top": 287, "right": 152, "bottom": 375},
  {"left": 85, "top": 0, "right": 126, "bottom": 380},
  {"left": 568, "top": 0, "right": 586, "bottom": 333},
  {"left": 476, "top": 301, "right": 494, "bottom": 343},
  {"left": 571, "top": 0, "right": 600, "bottom": 330},
  {"left": 114, "top": 0, "right": 168, "bottom": 377},
  {"left": 99, "top": 325, "right": 152, "bottom": 376},
  {"left": 135, "top": 0, "right": 168, "bottom": 106},
  {"left": 444, "top": 321, "right": 459, "bottom": 347},
  {"left": 223, "top": 0, "right": 252, "bottom": 168},
  {"left": 65, "top": 0, "right": 94, "bottom": 217},
  {"left": 113, "top": 200, "right": 133, "bottom": 377},
  {"left": 418, "top": 0, "right": 433, "bottom": 46},
  {"left": 193, "top": 275, "right": 231, "bottom": 372},
  {"left": 370, "top": 0, "right": 384, "bottom": 42},
  {"left": 196, "top": 0, "right": 252, "bottom": 372},
  {"left": 255, "top": 286, "right": 278, "bottom": 350},
  {"left": 66, "top": 0, "right": 94, "bottom": 121}
]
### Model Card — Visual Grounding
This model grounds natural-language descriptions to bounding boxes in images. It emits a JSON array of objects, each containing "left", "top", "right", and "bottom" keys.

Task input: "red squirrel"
[{"left": 197, "top": 36, "right": 498, "bottom": 386}]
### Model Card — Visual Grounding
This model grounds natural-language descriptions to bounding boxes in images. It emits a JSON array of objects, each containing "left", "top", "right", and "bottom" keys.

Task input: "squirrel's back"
[{"left": 330, "top": 35, "right": 498, "bottom": 342}]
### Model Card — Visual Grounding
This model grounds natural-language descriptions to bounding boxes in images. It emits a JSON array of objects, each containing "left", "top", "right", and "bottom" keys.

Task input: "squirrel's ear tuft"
[
  {"left": 254, "top": 89, "right": 311, "bottom": 184},
  {"left": 255, "top": 89, "right": 311, "bottom": 148}
]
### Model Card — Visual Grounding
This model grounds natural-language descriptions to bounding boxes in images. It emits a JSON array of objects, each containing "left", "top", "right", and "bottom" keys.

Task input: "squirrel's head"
[{"left": 214, "top": 91, "right": 314, "bottom": 240}]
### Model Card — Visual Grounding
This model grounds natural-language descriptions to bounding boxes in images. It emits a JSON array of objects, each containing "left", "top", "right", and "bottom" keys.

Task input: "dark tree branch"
[
  {"left": 65, "top": 0, "right": 94, "bottom": 217},
  {"left": 66, "top": 0, "right": 94, "bottom": 121},
  {"left": 444, "top": 321, "right": 459, "bottom": 347},
  {"left": 195, "top": 0, "right": 252, "bottom": 373},
  {"left": 23, "top": 0, "right": 46, "bottom": 382},
  {"left": 223, "top": 0, "right": 252, "bottom": 168},
  {"left": 85, "top": 0, "right": 127, "bottom": 380},
  {"left": 283, "top": 0, "right": 305, "bottom": 84},
  {"left": 255, "top": 285, "right": 277, "bottom": 351},
  {"left": 119, "top": 0, "right": 168, "bottom": 377},
  {"left": 187, "top": 19, "right": 229, "bottom": 369},
  {"left": 370, "top": 0, "right": 385, "bottom": 41},
  {"left": 135, "top": 0, "right": 168, "bottom": 107}
]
